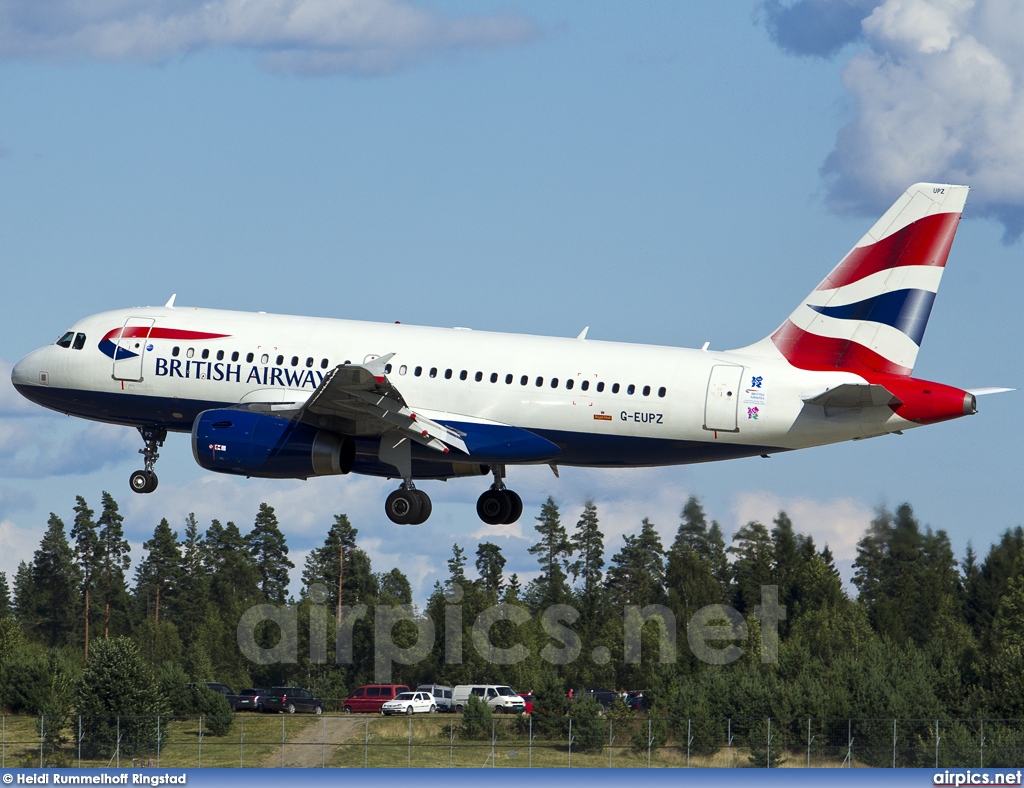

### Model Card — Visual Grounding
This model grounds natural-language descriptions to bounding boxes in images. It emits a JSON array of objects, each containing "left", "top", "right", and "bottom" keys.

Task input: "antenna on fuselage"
[
  {"left": 164, "top": 294, "right": 177, "bottom": 308},
  {"left": 577, "top": 327, "right": 589, "bottom": 340}
]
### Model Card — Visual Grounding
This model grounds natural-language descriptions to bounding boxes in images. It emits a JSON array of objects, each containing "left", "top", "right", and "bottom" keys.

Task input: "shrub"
[{"left": 460, "top": 694, "right": 493, "bottom": 740}]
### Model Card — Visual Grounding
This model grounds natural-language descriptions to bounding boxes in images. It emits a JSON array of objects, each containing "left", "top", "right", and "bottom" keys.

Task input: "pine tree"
[
  {"left": 526, "top": 496, "right": 571, "bottom": 608},
  {"left": 568, "top": 501, "right": 604, "bottom": 616},
  {"left": 205, "top": 520, "right": 260, "bottom": 615},
  {"left": 301, "top": 514, "right": 359, "bottom": 621},
  {"left": 728, "top": 520, "right": 774, "bottom": 613},
  {"left": 30, "top": 513, "right": 82, "bottom": 648},
  {"left": 12, "top": 561, "right": 34, "bottom": 631},
  {"left": 447, "top": 544, "right": 467, "bottom": 586},
  {"left": 172, "top": 514, "right": 209, "bottom": 646},
  {"left": 137, "top": 518, "right": 182, "bottom": 624},
  {"left": 377, "top": 568, "right": 413, "bottom": 605},
  {"left": 96, "top": 492, "right": 131, "bottom": 639},
  {"left": 246, "top": 503, "right": 294, "bottom": 604},
  {"left": 666, "top": 497, "right": 721, "bottom": 626},
  {"left": 475, "top": 542, "right": 506, "bottom": 595},
  {"left": 71, "top": 496, "right": 100, "bottom": 659}
]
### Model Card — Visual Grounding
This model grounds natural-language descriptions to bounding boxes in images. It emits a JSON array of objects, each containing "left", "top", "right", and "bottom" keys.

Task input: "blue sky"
[{"left": 0, "top": 0, "right": 1021, "bottom": 603}]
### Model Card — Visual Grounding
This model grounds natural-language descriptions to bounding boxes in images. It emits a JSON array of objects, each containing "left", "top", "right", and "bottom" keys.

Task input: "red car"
[
  {"left": 343, "top": 684, "right": 410, "bottom": 714},
  {"left": 519, "top": 692, "right": 534, "bottom": 714}
]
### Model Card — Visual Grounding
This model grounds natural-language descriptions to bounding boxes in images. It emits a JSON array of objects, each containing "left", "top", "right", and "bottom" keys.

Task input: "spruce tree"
[
  {"left": 97, "top": 492, "right": 131, "bottom": 639},
  {"left": 137, "top": 518, "right": 182, "bottom": 624},
  {"left": 172, "top": 514, "right": 209, "bottom": 646},
  {"left": 246, "top": 503, "right": 293, "bottom": 604},
  {"left": 568, "top": 501, "right": 605, "bottom": 617},
  {"left": 605, "top": 517, "right": 666, "bottom": 608},
  {"left": 526, "top": 496, "right": 571, "bottom": 608},
  {"left": 301, "top": 513, "right": 358, "bottom": 620},
  {"left": 30, "top": 513, "right": 82, "bottom": 648},
  {"left": 447, "top": 543, "right": 467, "bottom": 586},
  {"left": 0, "top": 571, "right": 10, "bottom": 617},
  {"left": 728, "top": 520, "right": 774, "bottom": 613},
  {"left": 666, "top": 497, "right": 721, "bottom": 626},
  {"left": 475, "top": 542, "right": 506, "bottom": 595},
  {"left": 12, "top": 560, "right": 34, "bottom": 632},
  {"left": 71, "top": 496, "right": 100, "bottom": 659},
  {"left": 205, "top": 520, "right": 260, "bottom": 615}
]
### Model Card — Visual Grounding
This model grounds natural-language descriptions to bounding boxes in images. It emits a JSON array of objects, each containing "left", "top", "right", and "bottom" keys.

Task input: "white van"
[
  {"left": 416, "top": 684, "right": 454, "bottom": 713},
  {"left": 452, "top": 684, "right": 526, "bottom": 714}
]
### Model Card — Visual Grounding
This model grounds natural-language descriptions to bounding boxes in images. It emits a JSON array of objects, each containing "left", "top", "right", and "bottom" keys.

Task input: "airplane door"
[
  {"left": 111, "top": 317, "right": 155, "bottom": 382},
  {"left": 703, "top": 364, "right": 743, "bottom": 433}
]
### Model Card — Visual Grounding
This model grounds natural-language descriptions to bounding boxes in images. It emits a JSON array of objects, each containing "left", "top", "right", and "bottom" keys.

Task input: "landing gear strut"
[
  {"left": 476, "top": 465, "right": 523, "bottom": 525},
  {"left": 130, "top": 426, "right": 166, "bottom": 494},
  {"left": 385, "top": 483, "right": 432, "bottom": 525}
]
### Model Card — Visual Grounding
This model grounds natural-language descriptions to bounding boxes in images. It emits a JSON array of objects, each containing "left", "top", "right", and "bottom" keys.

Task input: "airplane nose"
[{"left": 11, "top": 349, "right": 47, "bottom": 390}]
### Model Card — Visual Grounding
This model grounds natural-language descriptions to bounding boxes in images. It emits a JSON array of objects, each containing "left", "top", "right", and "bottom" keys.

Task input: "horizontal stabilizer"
[{"left": 802, "top": 383, "right": 901, "bottom": 409}]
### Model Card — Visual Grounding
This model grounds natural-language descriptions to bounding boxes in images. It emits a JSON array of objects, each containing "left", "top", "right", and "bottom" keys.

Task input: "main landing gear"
[
  {"left": 384, "top": 483, "right": 432, "bottom": 525},
  {"left": 476, "top": 466, "right": 523, "bottom": 525},
  {"left": 129, "top": 426, "right": 166, "bottom": 494}
]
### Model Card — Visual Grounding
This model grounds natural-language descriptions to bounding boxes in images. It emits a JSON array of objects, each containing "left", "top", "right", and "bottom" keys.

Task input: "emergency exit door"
[{"left": 703, "top": 365, "right": 744, "bottom": 433}]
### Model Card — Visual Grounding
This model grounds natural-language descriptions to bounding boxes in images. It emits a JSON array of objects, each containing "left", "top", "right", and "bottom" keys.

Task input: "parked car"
[
  {"left": 518, "top": 693, "right": 534, "bottom": 714},
  {"left": 382, "top": 691, "right": 437, "bottom": 716},
  {"left": 626, "top": 691, "right": 649, "bottom": 712},
  {"left": 584, "top": 688, "right": 618, "bottom": 711},
  {"left": 262, "top": 687, "right": 324, "bottom": 715},
  {"left": 232, "top": 688, "right": 268, "bottom": 712},
  {"left": 452, "top": 685, "right": 526, "bottom": 714},
  {"left": 342, "top": 684, "right": 410, "bottom": 714},
  {"left": 416, "top": 684, "right": 454, "bottom": 713},
  {"left": 187, "top": 682, "right": 240, "bottom": 710}
]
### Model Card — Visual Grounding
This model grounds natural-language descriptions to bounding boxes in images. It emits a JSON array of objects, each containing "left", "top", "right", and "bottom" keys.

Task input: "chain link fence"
[{"left": 2, "top": 714, "right": 1022, "bottom": 768}]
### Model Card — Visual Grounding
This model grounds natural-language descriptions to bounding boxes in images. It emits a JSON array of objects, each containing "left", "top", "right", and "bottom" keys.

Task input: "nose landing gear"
[
  {"left": 476, "top": 465, "right": 523, "bottom": 525},
  {"left": 130, "top": 426, "right": 166, "bottom": 494}
]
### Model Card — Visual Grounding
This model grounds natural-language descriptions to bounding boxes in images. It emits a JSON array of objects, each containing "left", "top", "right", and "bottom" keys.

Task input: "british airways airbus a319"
[{"left": 12, "top": 183, "right": 1007, "bottom": 526}]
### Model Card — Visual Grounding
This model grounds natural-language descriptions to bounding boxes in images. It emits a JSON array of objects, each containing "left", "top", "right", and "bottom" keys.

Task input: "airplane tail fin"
[{"left": 739, "top": 183, "right": 969, "bottom": 376}]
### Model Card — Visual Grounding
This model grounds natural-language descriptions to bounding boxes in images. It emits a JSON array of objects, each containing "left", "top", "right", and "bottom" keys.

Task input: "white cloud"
[
  {"left": 0, "top": 517, "right": 39, "bottom": 583},
  {"left": 765, "top": 0, "right": 1024, "bottom": 241},
  {"left": 730, "top": 490, "right": 873, "bottom": 561},
  {"left": 0, "top": 0, "right": 537, "bottom": 75}
]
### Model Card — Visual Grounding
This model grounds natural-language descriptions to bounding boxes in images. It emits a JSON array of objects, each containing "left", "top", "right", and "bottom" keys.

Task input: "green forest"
[{"left": 2, "top": 489, "right": 1024, "bottom": 734}]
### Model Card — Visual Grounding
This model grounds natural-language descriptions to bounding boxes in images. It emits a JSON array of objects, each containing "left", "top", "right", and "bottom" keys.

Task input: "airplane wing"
[
  {"left": 291, "top": 355, "right": 469, "bottom": 455},
  {"left": 801, "top": 383, "right": 902, "bottom": 409}
]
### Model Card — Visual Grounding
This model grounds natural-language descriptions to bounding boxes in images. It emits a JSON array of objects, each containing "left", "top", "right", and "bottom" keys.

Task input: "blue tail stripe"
[{"left": 808, "top": 288, "right": 936, "bottom": 346}]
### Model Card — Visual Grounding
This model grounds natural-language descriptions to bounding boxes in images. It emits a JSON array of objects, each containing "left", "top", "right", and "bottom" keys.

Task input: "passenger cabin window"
[
  {"left": 551, "top": 378, "right": 558, "bottom": 388},
  {"left": 535, "top": 376, "right": 543, "bottom": 387},
  {"left": 320, "top": 358, "right": 329, "bottom": 369},
  {"left": 612, "top": 383, "right": 620, "bottom": 394},
  {"left": 581, "top": 380, "right": 589, "bottom": 391},
  {"left": 306, "top": 357, "right": 313, "bottom": 368},
  {"left": 460, "top": 370, "right": 468, "bottom": 380},
  {"left": 276, "top": 355, "right": 284, "bottom": 365},
  {"left": 490, "top": 373, "right": 498, "bottom": 383},
  {"left": 216, "top": 350, "right": 224, "bottom": 361},
  {"left": 399, "top": 365, "right": 408, "bottom": 375},
  {"left": 430, "top": 367, "right": 438, "bottom": 378},
  {"left": 56, "top": 332, "right": 74, "bottom": 348},
  {"left": 643, "top": 385, "right": 651, "bottom": 396},
  {"left": 658, "top": 387, "right": 667, "bottom": 398},
  {"left": 186, "top": 348, "right": 195, "bottom": 359},
  {"left": 73, "top": 333, "right": 86, "bottom": 350},
  {"left": 505, "top": 374, "right": 513, "bottom": 384},
  {"left": 172, "top": 347, "right": 180, "bottom": 357},
  {"left": 231, "top": 351, "right": 239, "bottom": 362},
  {"left": 521, "top": 375, "right": 528, "bottom": 386},
  {"left": 597, "top": 382, "right": 605, "bottom": 392},
  {"left": 566, "top": 379, "right": 574, "bottom": 390},
  {"left": 247, "top": 353, "right": 254, "bottom": 363},
  {"left": 385, "top": 363, "right": 393, "bottom": 374},
  {"left": 627, "top": 384, "right": 636, "bottom": 395},
  {"left": 261, "top": 354, "right": 269, "bottom": 365},
  {"left": 291, "top": 356, "right": 299, "bottom": 366},
  {"left": 445, "top": 369, "right": 453, "bottom": 379},
  {"left": 414, "top": 366, "right": 422, "bottom": 377},
  {"left": 475, "top": 372, "right": 483, "bottom": 382},
  {"left": 201, "top": 349, "right": 210, "bottom": 360}
]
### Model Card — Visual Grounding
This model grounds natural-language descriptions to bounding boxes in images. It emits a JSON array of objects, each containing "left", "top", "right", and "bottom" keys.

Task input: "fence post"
[
  {"left": 609, "top": 718, "right": 613, "bottom": 768},
  {"left": 241, "top": 717, "right": 245, "bottom": 769},
  {"left": 409, "top": 715, "right": 413, "bottom": 769},
  {"left": 198, "top": 716, "right": 202, "bottom": 768},
  {"left": 156, "top": 716, "right": 161, "bottom": 768},
  {"left": 807, "top": 718, "right": 812, "bottom": 768},
  {"left": 322, "top": 715, "right": 326, "bottom": 769},
  {"left": 687, "top": 719, "right": 692, "bottom": 767},
  {"left": 568, "top": 717, "right": 573, "bottom": 769},
  {"left": 280, "top": 715, "right": 284, "bottom": 768},
  {"left": 980, "top": 719, "right": 985, "bottom": 769},
  {"left": 2, "top": 714, "right": 5, "bottom": 768},
  {"left": 727, "top": 719, "right": 733, "bottom": 768},
  {"left": 844, "top": 718, "right": 852, "bottom": 768},
  {"left": 364, "top": 718, "right": 369, "bottom": 768},
  {"left": 529, "top": 714, "right": 533, "bottom": 768},
  {"left": 766, "top": 717, "right": 771, "bottom": 768},
  {"left": 450, "top": 717, "right": 454, "bottom": 768},
  {"left": 78, "top": 716, "right": 82, "bottom": 768},
  {"left": 647, "top": 717, "right": 652, "bottom": 768},
  {"left": 39, "top": 714, "right": 44, "bottom": 768},
  {"left": 935, "top": 719, "right": 940, "bottom": 769},
  {"left": 491, "top": 717, "right": 497, "bottom": 768},
  {"left": 892, "top": 718, "right": 897, "bottom": 768}
]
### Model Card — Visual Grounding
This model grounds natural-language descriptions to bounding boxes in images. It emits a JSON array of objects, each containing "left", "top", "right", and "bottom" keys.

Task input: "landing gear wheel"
[
  {"left": 477, "top": 489, "right": 512, "bottom": 525},
  {"left": 503, "top": 490, "right": 523, "bottom": 524},
  {"left": 386, "top": 488, "right": 422, "bottom": 525},
  {"left": 412, "top": 490, "right": 432, "bottom": 524},
  {"left": 130, "top": 470, "right": 158, "bottom": 494}
]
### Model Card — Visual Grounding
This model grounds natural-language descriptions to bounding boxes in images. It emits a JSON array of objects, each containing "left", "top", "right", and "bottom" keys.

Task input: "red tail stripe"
[
  {"left": 816, "top": 212, "right": 961, "bottom": 291},
  {"left": 771, "top": 320, "right": 911, "bottom": 376}
]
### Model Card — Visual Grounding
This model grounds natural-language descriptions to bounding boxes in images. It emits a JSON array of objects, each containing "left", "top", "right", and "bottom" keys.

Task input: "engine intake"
[{"left": 192, "top": 409, "right": 354, "bottom": 479}]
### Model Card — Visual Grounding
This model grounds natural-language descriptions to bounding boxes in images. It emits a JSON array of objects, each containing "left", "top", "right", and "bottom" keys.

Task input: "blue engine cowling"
[{"left": 192, "top": 409, "right": 355, "bottom": 479}]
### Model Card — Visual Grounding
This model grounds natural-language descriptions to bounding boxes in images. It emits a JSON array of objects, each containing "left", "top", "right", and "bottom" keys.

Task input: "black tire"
[
  {"left": 406, "top": 705, "right": 414, "bottom": 715},
  {"left": 477, "top": 489, "right": 511, "bottom": 525},
  {"left": 503, "top": 490, "right": 523, "bottom": 524},
  {"left": 343, "top": 706, "right": 353, "bottom": 714},
  {"left": 412, "top": 490, "right": 432, "bottom": 524},
  {"left": 130, "top": 470, "right": 154, "bottom": 494},
  {"left": 455, "top": 705, "right": 463, "bottom": 714},
  {"left": 429, "top": 705, "right": 436, "bottom": 714},
  {"left": 314, "top": 705, "right": 322, "bottom": 715},
  {"left": 385, "top": 489, "right": 421, "bottom": 525},
  {"left": 257, "top": 704, "right": 265, "bottom": 713}
]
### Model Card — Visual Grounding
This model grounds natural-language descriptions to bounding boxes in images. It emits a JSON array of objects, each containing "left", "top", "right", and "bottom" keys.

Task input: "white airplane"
[{"left": 12, "top": 183, "right": 1006, "bottom": 526}]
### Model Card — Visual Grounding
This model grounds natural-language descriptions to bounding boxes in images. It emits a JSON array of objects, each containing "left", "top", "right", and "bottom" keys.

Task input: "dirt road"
[{"left": 260, "top": 716, "right": 366, "bottom": 768}]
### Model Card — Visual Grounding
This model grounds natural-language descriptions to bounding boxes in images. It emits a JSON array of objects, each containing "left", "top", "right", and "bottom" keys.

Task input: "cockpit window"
[
  {"left": 72, "top": 333, "right": 87, "bottom": 350},
  {"left": 56, "top": 331, "right": 74, "bottom": 349}
]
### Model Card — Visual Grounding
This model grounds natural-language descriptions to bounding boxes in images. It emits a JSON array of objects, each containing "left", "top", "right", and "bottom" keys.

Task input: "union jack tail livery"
[{"left": 768, "top": 182, "right": 968, "bottom": 376}]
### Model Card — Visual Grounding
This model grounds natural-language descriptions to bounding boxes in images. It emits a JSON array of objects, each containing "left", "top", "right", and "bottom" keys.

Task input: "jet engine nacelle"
[{"left": 191, "top": 409, "right": 355, "bottom": 479}]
